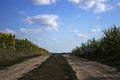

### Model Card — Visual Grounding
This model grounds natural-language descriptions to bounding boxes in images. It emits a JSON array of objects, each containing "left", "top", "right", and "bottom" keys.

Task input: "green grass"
[
  {"left": 19, "top": 54, "right": 78, "bottom": 80},
  {"left": 98, "top": 55, "right": 120, "bottom": 70},
  {"left": 74, "top": 54, "right": 120, "bottom": 71}
]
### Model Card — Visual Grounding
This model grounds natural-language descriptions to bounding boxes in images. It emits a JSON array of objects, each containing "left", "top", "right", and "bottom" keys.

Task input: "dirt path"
[
  {"left": 63, "top": 54, "right": 120, "bottom": 80},
  {"left": 0, "top": 55, "right": 49, "bottom": 80},
  {"left": 18, "top": 55, "right": 77, "bottom": 80}
]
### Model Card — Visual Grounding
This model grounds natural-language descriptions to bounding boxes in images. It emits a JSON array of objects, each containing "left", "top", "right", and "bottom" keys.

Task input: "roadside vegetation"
[
  {"left": 71, "top": 25, "right": 120, "bottom": 70},
  {"left": 0, "top": 32, "right": 50, "bottom": 68},
  {"left": 19, "top": 54, "right": 78, "bottom": 80}
]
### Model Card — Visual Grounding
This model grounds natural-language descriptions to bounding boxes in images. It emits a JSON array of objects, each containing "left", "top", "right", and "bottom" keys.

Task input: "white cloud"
[
  {"left": 25, "top": 14, "right": 59, "bottom": 31},
  {"left": 91, "top": 28, "right": 101, "bottom": 32},
  {"left": 20, "top": 28, "right": 41, "bottom": 34},
  {"left": 94, "top": 3, "right": 106, "bottom": 13},
  {"left": 118, "top": 2, "right": 120, "bottom": 8},
  {"left": 70, "top": 29, "right": 88, "bottom": 38},
  {"left": 18, "top": 10, "right": 27, "bottom": 15},
  {"left": 94, "top": 3, "right": 112, "bottom": 13},
  {"left": 77, "top": 33, "right": 88, "bottom": 38},
  {"left": 31, "top": 0, "right": 56, "bottom": 5},
  {"left": 79, "top": 0, "right": 95, "bottom": 10},
  {"left": 2, "top": 29, "right": 16, "bottom": 34},
  {"left": 69, "top": 0, "right": 81, "bottom": 4},
  {"left": 70, "top": 30, "right": 78, "bottom": 33},
  {"left": 68, "top": 0, "right": 112, "bottom": 13}
]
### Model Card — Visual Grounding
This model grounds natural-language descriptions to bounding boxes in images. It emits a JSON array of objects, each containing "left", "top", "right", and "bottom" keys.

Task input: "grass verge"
[
  {"left": 74, "top": 54, "right": 120, "bottom": 71},
  {"left": 0, "top": 54, "right": 41, "bottom": 69},
  {"left": 18, "top": 54, "right": 78, "bottom": 80}
]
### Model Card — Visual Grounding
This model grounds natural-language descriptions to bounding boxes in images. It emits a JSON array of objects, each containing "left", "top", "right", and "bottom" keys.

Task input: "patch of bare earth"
[
  {"left": 63, "top": 54, "right": 120, "bottom": 80},
  {"left": 0, "top": 55, "right": 49, "bottom": 80}
]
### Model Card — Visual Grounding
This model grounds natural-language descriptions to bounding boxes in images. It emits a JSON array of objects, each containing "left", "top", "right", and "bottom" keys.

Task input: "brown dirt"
[
  {"left": 63, "top": 54, "right": 120, "bottom": 80},
  {"left": 0, "top": 55, "right": 49, "bottom": 80}
]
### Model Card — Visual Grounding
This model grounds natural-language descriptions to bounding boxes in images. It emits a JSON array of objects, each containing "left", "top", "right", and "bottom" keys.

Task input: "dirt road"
[
  {"left": 18, "top": 55, "right": 77, "bottom": 80},
  {"left": 63, "top": 54, "right": 120, "bottom": 80},
  {"left": 0, "top": 55, "right": 49, "bottom": 80},
  {"left": 0, "top": 54, "right": 120, "bottom": 80}
]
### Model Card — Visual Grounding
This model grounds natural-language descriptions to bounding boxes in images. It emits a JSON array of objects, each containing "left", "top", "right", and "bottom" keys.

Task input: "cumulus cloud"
[
  {"left": 94, "top": 3, "right": 112, "bottom": 13},
  {"left": 79, "top": 0, "right": 95, "bottom": 10},
  {"left": 94, "top": 3, "right": 106, "bottom": 13},
  {"left": 20, "top": 28, "right": 41, "bottom": 34},
  {"left": 25, "top": 14, "right": 59, "bottom": 30},
  {"left": 31, "top": 0, "right": 56, "bottom": 5},
  {"left": 77, "top": 33, "right": 88, "bottom": 38},
  {"left": 91, "top": 28, "right": 101, "bottom": 32},
  {"left": 68, "top": 0, "right": 112, "bottom": 13},
  {"left": 1, "top": 29, "right": 16, "bottom": 34}
]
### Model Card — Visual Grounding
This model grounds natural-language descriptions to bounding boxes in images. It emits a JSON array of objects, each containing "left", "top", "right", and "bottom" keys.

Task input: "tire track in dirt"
[
  {"left": 0, "top": 55, "right": 49, "bottom": 80},
  {"left": 63, "top": 54, "right": 120, "bottom": 80}
]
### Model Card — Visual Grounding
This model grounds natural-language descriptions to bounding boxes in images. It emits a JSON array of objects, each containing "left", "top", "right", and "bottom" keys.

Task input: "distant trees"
[{"left": 71, "top": 25, "right": 120, "bottom": 67}]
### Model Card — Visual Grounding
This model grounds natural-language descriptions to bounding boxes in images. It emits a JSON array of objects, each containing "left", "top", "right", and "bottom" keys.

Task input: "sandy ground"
[
  {"left": 63, "top": 54, "right": 120, "bottom": 80},
  {"left": 0, "top": 55, "right": 49, "bottom": 80}
]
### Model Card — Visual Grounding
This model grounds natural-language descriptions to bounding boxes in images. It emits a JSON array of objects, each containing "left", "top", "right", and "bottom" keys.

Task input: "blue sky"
[{"left": 0, "top": 0, "right": 120, "bottom": 53}]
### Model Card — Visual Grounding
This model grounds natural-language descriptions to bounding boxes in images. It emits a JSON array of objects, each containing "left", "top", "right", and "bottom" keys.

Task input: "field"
[{"left": 0, "top": 32, "right": 50, "bottom": 69}]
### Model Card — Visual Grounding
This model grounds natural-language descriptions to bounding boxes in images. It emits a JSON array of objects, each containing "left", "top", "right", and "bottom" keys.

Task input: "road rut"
[
  {"left": 63, "top": 54, "right": 120, "bottom": 80},
  {"left": 0, "top": 55, "right": 49, "bottom": 80}
]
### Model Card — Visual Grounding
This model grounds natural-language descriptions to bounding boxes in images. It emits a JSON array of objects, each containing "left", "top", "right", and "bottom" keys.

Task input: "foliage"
[
  {"left": 15, "top": 39, "right": 49, "bottom": 55},
  {"left": 0, "top": 33, "right": 15, "bottom": 50},
  {"left": 100, "top": 26, "right": 120, "bottom": 56},
  {"left": 71, "top": 25, "right": 120, "bottom": 69},
  {"left": 0, "top": 32, "right": 50, "bottom": 68}
]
